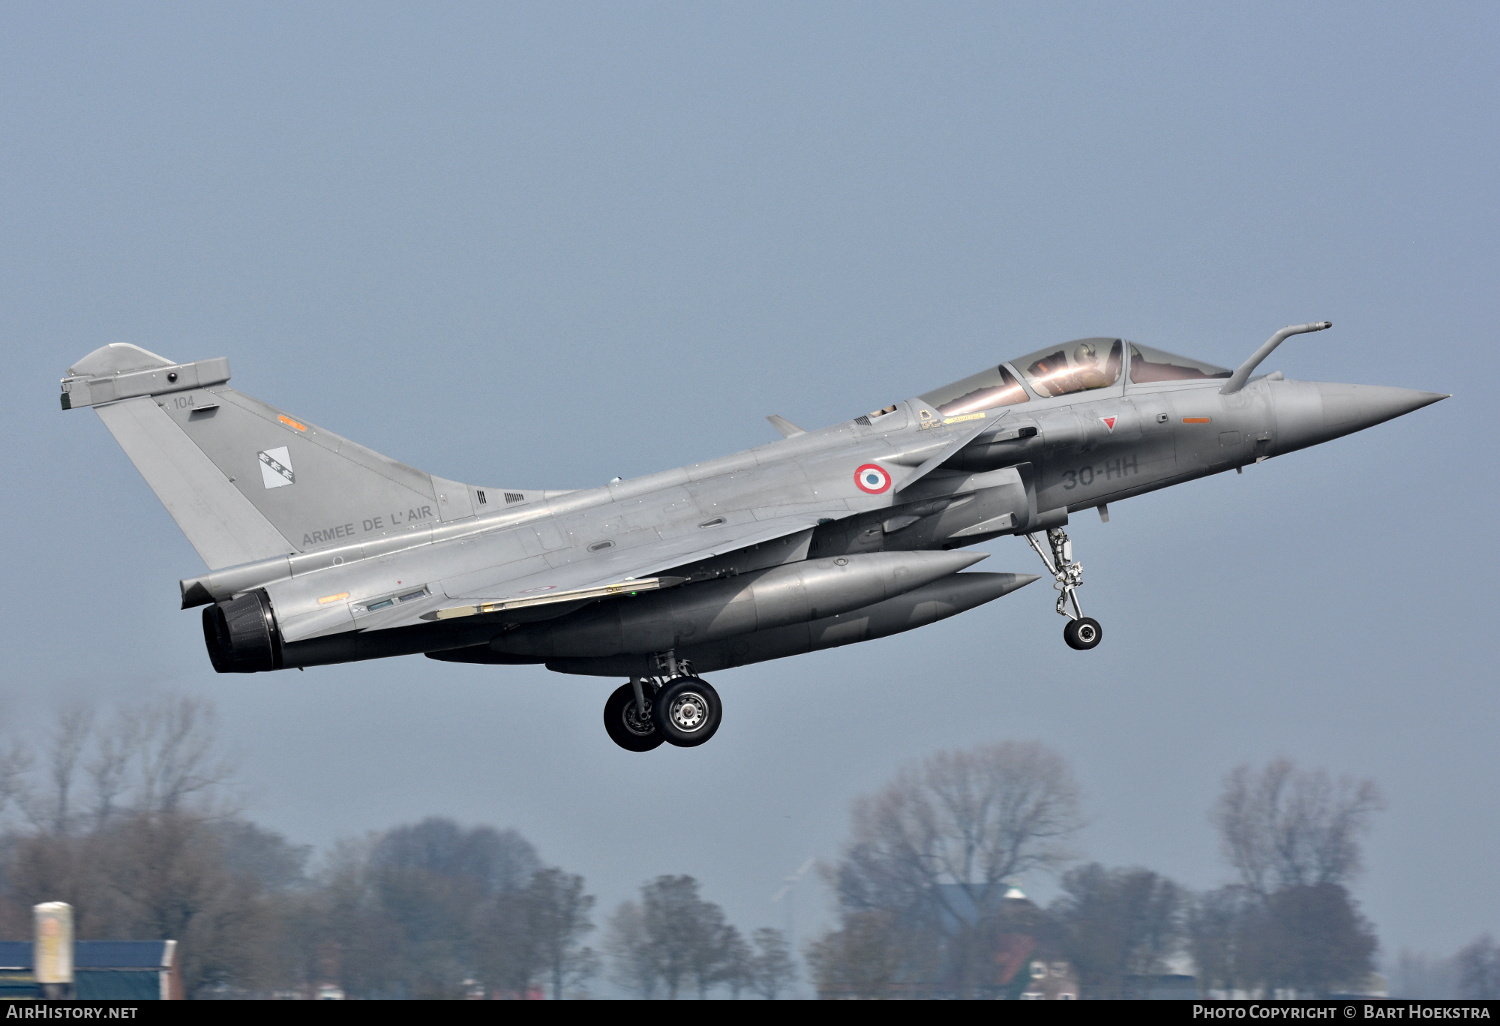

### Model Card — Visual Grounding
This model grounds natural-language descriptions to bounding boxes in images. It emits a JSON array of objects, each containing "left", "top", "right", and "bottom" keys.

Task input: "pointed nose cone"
[
  {"left": 1318, "top": 383, "right": 1449, "bottom": 433},
  {"left": 1272, "top": 381, "right": 1448, "bottom": 455}
]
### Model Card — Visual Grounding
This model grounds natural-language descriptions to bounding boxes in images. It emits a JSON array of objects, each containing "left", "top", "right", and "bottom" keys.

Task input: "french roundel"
[{"left": 854, "top": 463, "right": 892, "bottom": 494}]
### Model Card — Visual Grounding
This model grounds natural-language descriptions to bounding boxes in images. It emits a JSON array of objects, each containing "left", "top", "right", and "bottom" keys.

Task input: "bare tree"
[
  {"left": 1212, "top": 759, "right": 1382, "bottom": 897},
  {"left": 1457, "top": 936, "right": 1500, "bottom": 999},
  {"left": 604, "top": 900, "right": 656, "bottom": 998},
  {"left": 1188, "top": 880, "right": 1378, "bottom": 999},
  {"left": 315, "top": 835, "right": 406, "bottom": 999},
  {"left": 640, "top": 875, "right": 715, "bottom": 999},
  {"left": 805, "top": 910, "right": 906, "bottom": 998},
  {"left": 836, "top": 741, "right": 1082, "bottom": 926},
  {"left": 477, "top": 888, "right": 540, "bottom": 997},
  {"left": 1389, "top": 949, "right": 1461, "bottom": 999},
  {"left": 12, "top": 706, "right": 93, "bottom": 835},
  {"left": 1050, "top": 864, "right": 1185, "bottom": 999},
  {"left": 0, "top": 739, "right": 32, "bottom": 823},
  {"left": 103, "top": 810, "right": 281, "bottom": 995},
  {"left": 49, "top": 707, "right": 92, "bottom": 834},
  {"left": 368, "top": 818, "right": 540, "bottom": 997},
  {"left": 687, "top": 900, "right": 730, "bottom": 998},
  {"left": 825, "top": 740, "right": 1081, "bottom": 995},
  {"left": 608, "top": 875, "right": 736, "bottom": 998},
  {"left": 372, "top": 818, "right": 539, "bottom": 896},
  {"left": 717, "top": 925, "right": 753, "bottom": 999},
  {"left": 85, "top": 722, "right": 131, "bottom": 832},
  {"left": 3, "top": 809, "right": 286, "bottom": 996},
  {"left": 123, "top": 696, "right": 237, "bottom": 817},
  {"left": 1263, "top": 883, "right": 1379, "bottom": 996},
  {"left": 526, "top": 867, "right": 596, "bottom": 1000},
  {"left": 1205, "top": 762, "right": 1385, "bottom": 998},
  {"left": 0, "top": 696, "right": 239, "bottom": 835},
  {"left": 750, "top": 927, "right": 797, "bottom": 999},
  {"left": 1188, "top": 885, "right": 1267, "bottom": 996}
]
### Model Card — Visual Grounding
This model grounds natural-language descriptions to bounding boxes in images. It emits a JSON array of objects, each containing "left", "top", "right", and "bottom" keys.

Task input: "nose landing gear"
[
  {"left": 1063, "top": 616, "right": 1103, "bottom": 650},
  {"left": 1027, "top": 527, "right": 1103, "bottom": 650},
  {"left": 602, "top": 659, "right": 723, "bottom": 751}
]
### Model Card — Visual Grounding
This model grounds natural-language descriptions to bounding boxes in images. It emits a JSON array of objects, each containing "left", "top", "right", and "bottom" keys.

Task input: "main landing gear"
[
  {"left": 603, "top": 655, "right": 723, "bottom": 752},
  {"left": 603, "top": 679, "right": 662, "bottom": 751},
  {"left": 1026, "top": 527, "right": 1103, "bottom": 651}
]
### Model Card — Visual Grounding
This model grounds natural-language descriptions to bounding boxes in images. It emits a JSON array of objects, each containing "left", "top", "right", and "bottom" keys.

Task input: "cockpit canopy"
[{"left": 918, "top": 339, "right": 1232, "bottom": 416}]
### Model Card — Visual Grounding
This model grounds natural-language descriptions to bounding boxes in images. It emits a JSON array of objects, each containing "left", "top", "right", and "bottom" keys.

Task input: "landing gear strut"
[
  {"left": 1026, "top": 527, "right": 1103, "bottom": 650},
  {"left": 602, "top": 657, "right": 723, "bottom": 751}
]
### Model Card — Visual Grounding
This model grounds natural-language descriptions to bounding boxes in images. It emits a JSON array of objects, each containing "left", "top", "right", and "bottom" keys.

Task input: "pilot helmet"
[{"left": 1073, "top": 341, "right": 1099, "bottom": 365}]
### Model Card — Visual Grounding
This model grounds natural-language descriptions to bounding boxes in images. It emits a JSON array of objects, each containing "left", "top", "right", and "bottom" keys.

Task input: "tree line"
[
  {"left": 602, "top": 876, "right": 796, "bottom": 999},
  {"left": 807, "top": 740, "right": 1493, "bottom": 999},
  {"left": 2, "top": 696, "right": 1494, "bottom": 999},
  {"left": 0, "top": 696, "right": 793, "bottom": 998}
]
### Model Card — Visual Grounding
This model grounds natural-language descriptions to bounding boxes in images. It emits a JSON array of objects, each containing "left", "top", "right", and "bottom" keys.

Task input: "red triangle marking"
[{"left": 1101, "top": 416, "right": 1117, "bottom": 431}]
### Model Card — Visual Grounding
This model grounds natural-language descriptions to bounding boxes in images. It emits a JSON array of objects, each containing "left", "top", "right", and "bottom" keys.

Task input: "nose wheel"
[
  {"left": 1027, "top": 527, "right": 1103, "bottom": 650},
  {"left": 1063, "top": 616, "right": 1103, "bottom": 650}
]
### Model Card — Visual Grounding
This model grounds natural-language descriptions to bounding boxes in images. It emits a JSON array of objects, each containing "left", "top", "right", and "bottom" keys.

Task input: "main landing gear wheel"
[
  {"left": 1063, "top": 617, "right": 1103, "bottom": 651},
  {"left": 651, "top": 676, "right": 722, "bottom": 747},
  {"left": 604, "top": 681, "right": 663, "bottom": 752}
]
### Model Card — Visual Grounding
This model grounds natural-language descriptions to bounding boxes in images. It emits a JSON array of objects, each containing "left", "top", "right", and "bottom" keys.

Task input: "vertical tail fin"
[{"left": 62, "top": 344, "right": 475, "bottom": 569}]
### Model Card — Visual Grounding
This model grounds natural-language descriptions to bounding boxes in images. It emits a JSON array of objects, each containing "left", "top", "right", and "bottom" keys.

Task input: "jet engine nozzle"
[{"left": 202, "top": 589, "right": 282, "bottom": 673}]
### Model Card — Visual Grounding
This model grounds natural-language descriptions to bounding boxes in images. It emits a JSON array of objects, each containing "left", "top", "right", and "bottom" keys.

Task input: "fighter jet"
[{"left": 59, "top": 323, "right": 1445, "bottom": 750}]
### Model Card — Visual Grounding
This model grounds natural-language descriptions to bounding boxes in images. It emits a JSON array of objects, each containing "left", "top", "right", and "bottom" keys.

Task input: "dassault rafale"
[{"left": 60, "top": 323, "right": 1445, "bottom": 750}]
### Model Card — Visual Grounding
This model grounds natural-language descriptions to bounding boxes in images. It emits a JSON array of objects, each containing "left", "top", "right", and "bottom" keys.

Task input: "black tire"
[
  {"left": 651, "top": 676, "right": 722, "bottom": 747},
  {"left": 1064, "top": 617, "right": 1103, "bottom": 650},
  {"left": 603, "top": 682, "right": 664, "bottom": 752}
]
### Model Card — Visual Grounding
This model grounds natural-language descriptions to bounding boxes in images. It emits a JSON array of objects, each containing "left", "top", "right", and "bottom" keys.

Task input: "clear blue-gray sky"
[{"left": 3, "top": 1, "right": 1496, "bottom": 972}]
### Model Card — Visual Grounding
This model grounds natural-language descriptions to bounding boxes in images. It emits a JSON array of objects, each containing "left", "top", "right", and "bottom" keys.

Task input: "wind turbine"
[{"left": 770, "top": 857, "right": 816, "bottom": 950}]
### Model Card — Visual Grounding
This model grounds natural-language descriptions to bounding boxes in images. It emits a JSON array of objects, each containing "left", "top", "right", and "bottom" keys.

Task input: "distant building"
[
  {"left": 1123, "top": 952, "right": 1199, "bottom": 1000},
  {"left": 817, "top": 885, "right": 1081, "bottom": 999},
  {"left": 1020, "top": 959, "right": 1081, "bottom": 1000},
  {"left": 946, "top": 884, "right": 1081, "bottom": 1000},
  {"left": 0, "top": 941, "right": 183, "bottom": 1000}
]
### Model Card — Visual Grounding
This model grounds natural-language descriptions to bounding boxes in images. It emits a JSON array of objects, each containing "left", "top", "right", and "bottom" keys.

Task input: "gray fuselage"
[
  {"left": 251, "top": 362, "right": 1439, "bottom": 675},
  {"left": 59, "top": 335, "right": 1442, "bottom": 679}
]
